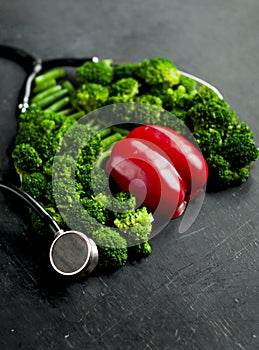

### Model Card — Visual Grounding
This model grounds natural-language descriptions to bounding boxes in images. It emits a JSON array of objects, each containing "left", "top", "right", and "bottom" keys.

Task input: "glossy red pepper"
[
  {"left": 106, "top": 138, "right": 187, "bottom": 219},
  {"left": 127, "top": 125, "right": 208, "bottom": 200}
]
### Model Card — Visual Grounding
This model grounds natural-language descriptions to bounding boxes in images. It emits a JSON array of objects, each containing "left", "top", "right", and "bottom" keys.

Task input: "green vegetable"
[
  {"left": 109, "top": 77, "right": 139, "bottom": 99},
  {"left": 21, "top": 172, "right": 47, "bottom": 200},
  {"left": 12, "top": 55, "right": 258, "bottom": 273},
  {"left": 12, "top": 144, "right": 42, "bottom": 174},
  {"left": 206, "top": 154, "right": 250, "bottom": 191},
  {"left": 186, "top": 86, "right": 259, "bottom": 191},
  {"left": 76, "top": 59, "right": 114, "bottom": 85},
  {"left": 113, "top": 63, "right": 138, "bottom": 80},
  {"left": 136, "top": 57, "right": 181, "bottom": 86},
  {"left": 73, "top": 83, "right": 109, "bottom": 113},
  {"left": 35, "top": 68, "right": 65, "bottom": 85}
]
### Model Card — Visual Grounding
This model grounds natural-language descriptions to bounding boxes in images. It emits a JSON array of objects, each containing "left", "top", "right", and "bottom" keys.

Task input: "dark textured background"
[{"left": 0, "top": 1, "right": 259, "bottom": 349}]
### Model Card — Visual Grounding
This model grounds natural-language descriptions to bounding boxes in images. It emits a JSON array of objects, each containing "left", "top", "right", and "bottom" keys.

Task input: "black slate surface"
[{"left": 0, "top": 1, "right": 259, "bottom": 349}]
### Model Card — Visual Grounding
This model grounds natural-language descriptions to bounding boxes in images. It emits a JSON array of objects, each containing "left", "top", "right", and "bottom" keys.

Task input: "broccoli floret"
[
  {"left": 15, "top": 107, "right": 76, "bottom": 164},
  {"left": 52, "top": 177, "right": 82, "bottom": 213},
  {"left": 12, "top": 144, "right": 42, "bottom": 174},
  {"left": 226, "top": 121, "right": 255, "bottom": 139},
  {"left": 113, "top": 63, "right": 138, "bottom": 80},
  {"left": 114, "top": 206, "right": 153, "bottom": 245},
  {"left": 21, "top": 172, "right": 47, "bottom": 200},
  {"left": 178, "top": 75, "right": 197, "bottom": 94},
  {"left": 128, "top": 241, "right": 152, "bottom": 261},
  {"left": 73, "top": 83, "right": 109, "bottom": 113},
  {"left": 76, "top": 59, "right": 114, "bottom": 85},
  {"left": 112, "top": 191, "right": 137, "bottom": 212},
  {"left": 221, "top": 134, "right": 259, "bottom": 169},
  {"left": 188, "top": 85, "right": 222, "bottom": 106},
  {"left": 148, "top": 84, "right": 174, "bottom": 105},
  {"left": 135, "top": 94, "right": 163, "bottom": 108},
  {"left": 81, "top": 195, "right": 110, "bottom": 225},
  {"left": 110, "top": 78, "right": 139, "bottom": 99},
  {"left": 136, "top": 57, "right": 180, "bottom": 86},
  {"left": 193, "top": 129, "right": 222, "bottom": 158},
  {"left": 51, "top": 154, "right": 77, "bottom": 179},
  {"left": 91, "top": 226, "right": 128, "bottom": 272},
  {"left": 166, "top": 85, "right": 194, "bottom": 118},
  {"left": 206, "top": 154, "right": 250, "bottom": 191},
  {"left": 185, "top": 97, "right": 237, "bottom": 132}
]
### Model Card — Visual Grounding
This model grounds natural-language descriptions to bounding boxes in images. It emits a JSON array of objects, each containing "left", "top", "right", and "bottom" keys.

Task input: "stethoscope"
[{"left": 0, "top": 44, "right": 224, "bottom": 277}]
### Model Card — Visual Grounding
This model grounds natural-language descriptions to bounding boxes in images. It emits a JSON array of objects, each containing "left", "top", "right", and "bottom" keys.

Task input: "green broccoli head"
[
  {"left": 52, "top": 177, "right": 82, "bottom": 214},
  {"left": 148, "top": 83, "right": 174, "bottom": 106},
  {"left": 135, "top": 94, "right": 163, "bottom": 108},
  {"left": 91, "top": 226, "right": 128, "bottom": 272},
  {"left": 185, "top": 96, "right": 237, "bottom": 132},
  {"left": 113, "top": 63, "right": 138, "bottom": 80},
  {"left": 114, "top": 206, "right": 153, "bottom": 245},
  {"left": 15, "top": 107, "right": 76, "bottom": 164},
  {"left": 165, "top": 85, "right": 194, "bottom": 118},
  {"left": 110, "top": 77, "right": 139, "bottom": 99},
  {"left": 221, "top": 134, "right": 259, "bottom": 169},
  {"left": 21, "top": 172, "right": 47, "bottom": 200},
  {"left": 206, "top": 154, "right": 250, "bottom": 192},
  {"left": 178, "top": 75, "right": 197, "bottom": 94},
  {"left": 81, "top": 195, "right": 110, "bottom": 225},
  {"left": 73, "top": 83, "right": 109, "bottom": 113},
  {"left": 128, "top": 241, "right": 152, "bottom": 261},
  {"left": 136, "top": 57, "right": 180, "bottom": 86},
  {"left": 76, "top": 59, "right": 114, "bottom": 85},
  {"left": 12, "top": 143, "right": 42, "bottom": 174},
  {"left": 193, "top": 128, "right": 222, "bottom": 158},
  {"left": 189, "top": 85, "right": 222, "bottom": 105}
]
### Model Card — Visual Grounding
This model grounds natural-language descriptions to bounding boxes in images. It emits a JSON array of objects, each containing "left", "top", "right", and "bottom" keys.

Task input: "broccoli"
[
  {"left": 81, "top": 195, "right": 110, "bottom": 225},
  {"left": 12, "top": 144, "right": 42, "bottom": 174},
  {"left": 21, "top": 172, "right": 47, "bottom": 200},
  {"left": 206, "top": 154, "right": 250, "bottom": 191},
  {"left": 185, "top": 93, "right": 237, "bottom": 131},
  {"left": 136, "top": 57, "right": 181, "bottom": 86},
  {"left": 76, "top": 59, "right": 114, "bottom": 85},
  {"left": 109, "top": 77, "right": 139, "bottom": 99},
  {"left": 165, "top": 85, "right": 194, "bottom": 118},
  {"left": 91, "top": 226, "right": 128, "bottom": 272},
  {"left": 178, "top": 75, "right": 197, "bottom": 94},
  {"left": 73, "top": 83, "right": 109, "bottom": 113},
  {"left": 148, "top": 83, "right": 175, "bottom": 106},
  {"left": 193, "top": 129, "right": 222, "bottom": 158},
  {"left": 128, "top": 241, "right": 152, "bottom": 261},
  {"left": 188, "top": 87, "right": 259, "bottom": 191},
  {"left": 14, "top": 106, "right": 76, "bottom": 164},
  {"left": 135, "top": 94, "right": 163, "bottom": 108},
  {"left": 114, "top": 206, "right": 153, "bottom": 245},
  {"left": 221, "top": 133, "right": 259, "bottom": 169},
  {"left": 113, "top": 63, "right": 138, "bottom": 80}
]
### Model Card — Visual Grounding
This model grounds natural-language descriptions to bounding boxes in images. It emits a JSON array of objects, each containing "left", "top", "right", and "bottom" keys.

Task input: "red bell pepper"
[
  {"left": 106, "top": 138, "right": 187, "bottom": 219},
  {"left": 127, "top": 125, "right": 208, "bottom": 200}
]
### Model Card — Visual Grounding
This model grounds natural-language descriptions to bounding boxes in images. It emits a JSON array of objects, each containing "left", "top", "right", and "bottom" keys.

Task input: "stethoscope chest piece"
[{"left": 49, "top": 230, "right": 98, "bottom": 277}]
